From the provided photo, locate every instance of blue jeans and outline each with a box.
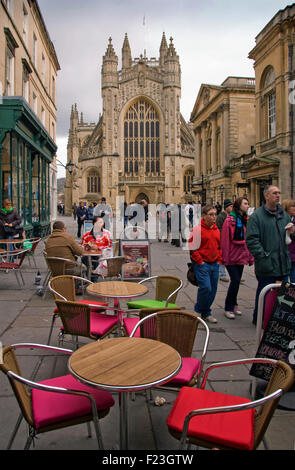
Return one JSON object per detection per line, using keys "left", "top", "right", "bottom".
{"left": 290, "top": 262, "right": 295, "bottom": 283}
{"left": 193, "top": 262, "right": 219, "bottom": 318}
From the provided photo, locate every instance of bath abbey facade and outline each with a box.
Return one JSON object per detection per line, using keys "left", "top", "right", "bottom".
{"left": 64, "top": 33, "right": 195, "bottom": 214}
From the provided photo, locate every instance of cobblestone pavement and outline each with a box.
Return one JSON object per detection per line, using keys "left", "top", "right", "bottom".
{"left": 0, "top": 215, "right": 295, "bottom": 451}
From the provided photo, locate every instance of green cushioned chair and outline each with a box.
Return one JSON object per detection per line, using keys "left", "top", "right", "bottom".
{"left": 127, "top": 275, "right": 183, "bottom": 310}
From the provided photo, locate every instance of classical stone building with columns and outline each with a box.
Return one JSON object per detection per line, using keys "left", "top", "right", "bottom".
{"left": 247, "top": 3, "right": 295, "bottom": 205}
{"left": 65, "top": 33, "right": 195, "bottom": 214}
{"left": 190, "top": 77, "right": 256, "bottom": 206}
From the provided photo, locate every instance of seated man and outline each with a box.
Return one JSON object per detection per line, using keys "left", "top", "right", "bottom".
{"left": 45, "top": 220, "right": 86, "bottom": 279}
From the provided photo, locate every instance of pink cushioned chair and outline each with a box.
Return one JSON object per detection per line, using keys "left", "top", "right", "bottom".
{"left": 0, "top": 249, "right": 28, "bottom": 289}
{"left": 48, "top": 275, "right": 116, "bottom": 345}
{"left": 167, "top": 358, "right": 294, "bottom": 450}
{"left": 0, "top": 343, "right": 115, "bottom": 450}
{"left": 55, "top": 300, "right": 119, "bottom": 350}
{"left": 130, "top": 310, "right": 210, "bottom": 389}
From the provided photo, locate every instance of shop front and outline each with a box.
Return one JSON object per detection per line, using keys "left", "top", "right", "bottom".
{"left": 0, "top": 98, "right": 57, "bottom": 237}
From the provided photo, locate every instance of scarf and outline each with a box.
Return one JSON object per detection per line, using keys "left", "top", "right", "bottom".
{"left": 230, "top": 210, "right": 247, "bottom": 241}
{"left": 1, "top": 207, "right": 14, "bottom": 214}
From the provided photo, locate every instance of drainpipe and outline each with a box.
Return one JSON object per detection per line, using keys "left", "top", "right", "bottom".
{"left": 289, "top": 44, "right": 294, "bottom": 198}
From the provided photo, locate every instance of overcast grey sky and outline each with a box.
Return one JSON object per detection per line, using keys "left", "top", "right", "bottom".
{"left": 37, "top": 0, "right": 288, "bottom": 176}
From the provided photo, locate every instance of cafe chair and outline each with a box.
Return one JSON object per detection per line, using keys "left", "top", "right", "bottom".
{"left": 130, "top": 310, "right": 210, "bottom": 389}
{"left": 23, "top": 237, "right": 41, "bottom": 268}
{"left": 122, "top": 306, "right": 181, "bottom": 338}
{"left": 55, "top": 299, "right": 119, "bottom": 350}
{"left": 126, "top": 275, "right": 183, "bottom": 310}
{"left": 0, "top": 249, "right": 28, "bottom": 289}
{"left": 45, "top": 254, "right": 82, "bottom": 277}
{"left": 0, "top": 343, "right": 115, "bottom": 450}
{"left": 97, "top": 256, "right": 126, "bottom": 280}
{"left": 48, "top": 275, "right": 110, "bottom": 345}
{"left": 166, "top": 358, "right": 294, "bottom": 450}
{"left": 252, "top": 283, "right": 280, "bottom": 399}
{"left": 42, "top": 252, "right": 84, "bottom": 298}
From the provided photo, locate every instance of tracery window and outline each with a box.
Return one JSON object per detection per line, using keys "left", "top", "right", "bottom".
{"left": 87, "top": 171, "right": 100, "bottom": 194}
{"left": 183, "top": 168, "right": 194, "bottom": 193}
{"left": 124, "top": 98, "right": 160, "bottom": 175}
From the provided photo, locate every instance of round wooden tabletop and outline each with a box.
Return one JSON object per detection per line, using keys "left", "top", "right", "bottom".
{"left": 69, "top": 337, "right": 181, "bottom": 391}
{"left": 0, "top": 239, "right": 24, "bottom": 244}
{"left": 87, "top": 280, "right": 148, "bottom": 298}
{"left": 81, "top": 249, "right": 102, "bottom": 256}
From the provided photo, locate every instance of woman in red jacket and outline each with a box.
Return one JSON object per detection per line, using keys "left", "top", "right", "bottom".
{"left": 188, "top": 205, "right": 222, "bottom": 323}
{"left": 221, "top": 197, "right": 254, "bottom": 319}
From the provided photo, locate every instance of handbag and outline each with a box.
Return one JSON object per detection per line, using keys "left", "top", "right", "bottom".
{"left": 187, "top": 262, "right": 198, "bottom": 286}
{"left": 3, "top": 225, "right": 15, "bottom": 234}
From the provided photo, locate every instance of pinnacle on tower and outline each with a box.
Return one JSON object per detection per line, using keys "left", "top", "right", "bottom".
{"left": 168, "top": 36, "right": 177, "bottom": 56}
{"left": 160, "top": 32, "right": 168, "bottom": 67}
{"left": 104, "top": 37, "right": 117, "bottom": 59}
{"left": 122, "top": 33, "right": 132, "bottom": 69}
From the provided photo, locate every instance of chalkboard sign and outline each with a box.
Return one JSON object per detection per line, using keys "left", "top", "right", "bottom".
{"left": 250, "top": 282, "right": 295, "bottom": 381}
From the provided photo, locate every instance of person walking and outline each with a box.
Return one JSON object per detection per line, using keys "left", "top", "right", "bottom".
{"left": 93, "top": 197, "right": 113, "bottom": 231}
{"left": 246, "top": 185, "right": 294, "bottom": 325}
{"left": 188, "top": 204, "right": 222, "bottom": 323}
{"left": 76, "top": 201, "right": 87, "bottom": 238}
{"left": 221, "top": 197, "right": 254, "bottom": 319}
{"left": 72, "top": 203, "right": 78, "bottom": 221}
{"left": 282, "top": 199, "right": 295, "bottom": 283}
{"left": 216, "top": 199, "right": 233, "bottom": 282}
{"left": 87, "top": 203, "right": 94, "bottom": 221}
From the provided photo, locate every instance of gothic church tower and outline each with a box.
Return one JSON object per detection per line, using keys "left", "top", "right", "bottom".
{"left": 65, "top": 33, "right": 194, "bottom": 214}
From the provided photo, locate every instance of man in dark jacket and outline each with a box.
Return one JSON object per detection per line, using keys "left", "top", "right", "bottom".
{"left": 76, "top": 201, "right": 87, "bottom": 238}
{"left": 246, "top": 185, "right": 294, "bottom": 324}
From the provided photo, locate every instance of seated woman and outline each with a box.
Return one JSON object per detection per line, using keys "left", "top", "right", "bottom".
{"left": 81, "top": 217, "right": 112, "bottom": 275}
{"left": 0, "top": 198, "right": 23, "bottom": 239}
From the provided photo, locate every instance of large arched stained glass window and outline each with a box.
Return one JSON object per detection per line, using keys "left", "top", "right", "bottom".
{"left": 124, "top": 98, "right": 160, "bottom": 175}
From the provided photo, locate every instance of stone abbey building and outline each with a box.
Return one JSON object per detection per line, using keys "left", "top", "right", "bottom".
{"left": 65, "top": 33, "right": 195, "bottom": 214}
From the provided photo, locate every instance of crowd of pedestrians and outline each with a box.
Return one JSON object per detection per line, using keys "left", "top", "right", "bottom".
{"left": 189, "top": 185, "right": 295, "bottom": 325}
{"left": 66, "top": 185, "right": 295, "bottom": 326}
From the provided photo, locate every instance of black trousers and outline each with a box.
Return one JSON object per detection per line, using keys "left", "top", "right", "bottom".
{"left": 225, "top": 265, "right": 244, "bottom": 311}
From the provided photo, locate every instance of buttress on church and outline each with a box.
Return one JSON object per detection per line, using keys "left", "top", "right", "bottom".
{"left": 64, "top": 33, "right": 195, "bottom": 214}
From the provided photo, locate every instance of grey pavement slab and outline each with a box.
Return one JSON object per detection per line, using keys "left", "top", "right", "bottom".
{"left": 0, "top": 215, "right": 294, "bottom": 452}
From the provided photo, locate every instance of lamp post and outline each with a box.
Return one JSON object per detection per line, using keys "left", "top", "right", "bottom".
{"left": 220, "top": 184, "right": 224, "bottom": 205}
{"left": 57, "top": 159, "right": 75, "bottom": 175}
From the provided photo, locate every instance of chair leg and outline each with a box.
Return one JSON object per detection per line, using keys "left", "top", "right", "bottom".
{"left": 87, "top": 422, "right": 92, "bottom": 438}
{"left": 47, "top": 314, "right": 58, "bottom": 345}
{"left": 24, "top": 427, "right": 35, "bottom": 450}
{"left": 6, "top": 413, "right": 23, "bottom": 450}
{"left": 14, "top": 271, "right": 22, "bottom": 289}
{"left": 92, "top": 417, "right": 104, "bottom": 450}
{"left": 19, "top": 270, "right": 25, "bottom": 285}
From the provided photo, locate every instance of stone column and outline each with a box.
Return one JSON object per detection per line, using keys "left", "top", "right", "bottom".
{"left": 222, "top": 102, "right": 230, "bottom": 167}
{"left": 210, "top": 112, "right": 217, "bottom": 172}
{"left": 201, "top": 121, "right": 207, "bottom": 175}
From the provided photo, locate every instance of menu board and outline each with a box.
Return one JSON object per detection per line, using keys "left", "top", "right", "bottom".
{"left": 121, "top": 240, "right": 150, "bottom": 280}
{"left": 250, "top": 282, "right": 295, "bottom": 381}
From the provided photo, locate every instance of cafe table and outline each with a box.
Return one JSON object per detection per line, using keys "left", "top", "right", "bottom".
{"left": 87, "top": 280, "right": 148, "bottom": 325}
{"left": 68, "top": 337, "right": 182, "bottom": 449}
{"left": 81, "top": 248, "right": 102, "bottom": 280}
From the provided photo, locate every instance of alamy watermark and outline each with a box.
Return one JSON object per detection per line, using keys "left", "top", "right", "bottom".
{"left": 98, "top": 196, "right": 203, "bottom": 249}
{"left": 289, "top": 80, "right": 295, "bottom": 104}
